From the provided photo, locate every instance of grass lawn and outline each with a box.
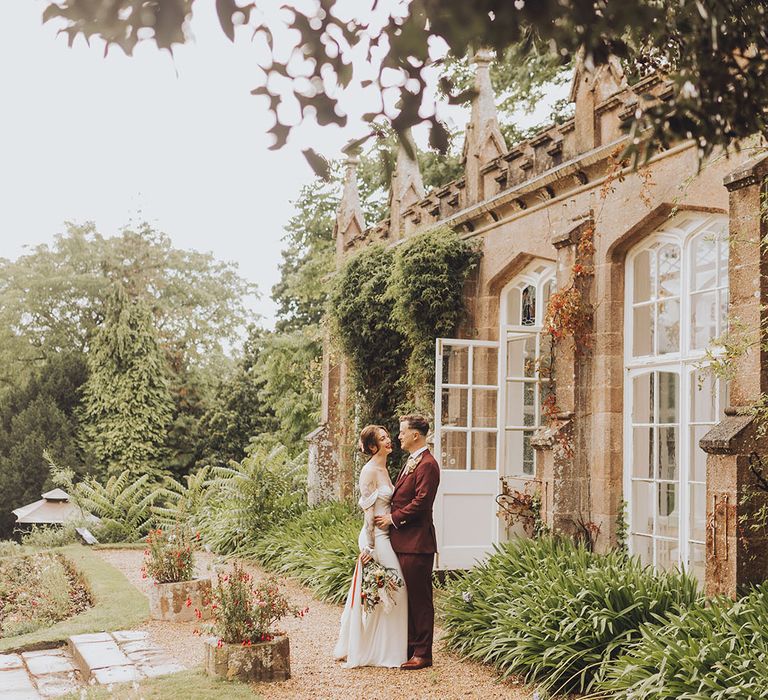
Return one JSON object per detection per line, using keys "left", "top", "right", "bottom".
{"left": 64, "top": 670, "right": 262, "bottom": 699}
{"left": 0, "top": 544, "right": 148, "bottom": 653}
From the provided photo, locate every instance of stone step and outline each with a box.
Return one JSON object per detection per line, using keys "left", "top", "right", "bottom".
{"left": 68, "top": 631, "right": 184, "bottom": 685}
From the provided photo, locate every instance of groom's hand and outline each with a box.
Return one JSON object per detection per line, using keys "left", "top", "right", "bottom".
{"left": 374, "top": 514, "right": 393, "bottom": 529}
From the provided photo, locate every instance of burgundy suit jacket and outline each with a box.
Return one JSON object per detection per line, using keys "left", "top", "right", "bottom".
{"left": 389, "top": 449, "right": 440, "bottom": 554}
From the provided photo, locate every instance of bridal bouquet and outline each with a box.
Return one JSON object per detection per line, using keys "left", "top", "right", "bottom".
{"left": 360, "top": 561, "right": 403, "bottom": 614}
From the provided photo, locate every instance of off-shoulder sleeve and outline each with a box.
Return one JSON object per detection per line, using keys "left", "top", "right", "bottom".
{"left": 358, "top": 472, "right": 378, "bottom": 552}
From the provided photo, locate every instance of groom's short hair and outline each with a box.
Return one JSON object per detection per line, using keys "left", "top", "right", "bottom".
{"left": 400, "top": 414, "right": 429, "bottom": 436}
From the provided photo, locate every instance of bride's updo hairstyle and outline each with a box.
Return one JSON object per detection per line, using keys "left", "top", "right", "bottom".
{"left": 359, "top": 424, "right": 388, "bottom": 456}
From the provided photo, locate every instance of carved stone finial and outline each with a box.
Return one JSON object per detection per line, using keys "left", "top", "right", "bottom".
{"left": 389, "top": 129, "right": 425, "bottom": 239}
{"left": 334, "top": 155, "right": 365, "bottom": 260}
{"left": 462, "top": 48, "right": 507, "bottom": 205}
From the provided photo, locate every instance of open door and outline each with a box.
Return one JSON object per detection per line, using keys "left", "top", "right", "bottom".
{"left": 433, "top": 338, "right": 499, "bottom": 570}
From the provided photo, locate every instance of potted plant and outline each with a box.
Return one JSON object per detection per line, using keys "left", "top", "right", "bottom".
{"left": 203, "top": 562, "right": 307, "bottom": 682}
{"left": 142, "top": 527, "right": 211, "bottom": 622}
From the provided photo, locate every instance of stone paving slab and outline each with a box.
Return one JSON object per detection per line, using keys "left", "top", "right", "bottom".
{"left": 71, "top": 640, "right": 132, "bottom": 674}
{"left": 34, "top": 672, "right": 81, "bottom": 698}
{"left": 112, "top": 631, "right": 148, "bottom": 643}
{"left": 0, "top": 653, "right": 25, "bottom": 670}
{"left": 22, "top": 652, "right": 77, "bottom": 676}
{"left": 0, "top": 667, "right": 40, "bottom": 694}
{"left": 69, "top": 632, "right": 111, "bottom": 645}
{"left": 91, "top": 665, "right": 143, "bottom": 685}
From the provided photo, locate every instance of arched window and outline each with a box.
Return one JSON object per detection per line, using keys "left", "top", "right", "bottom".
{"left": 625, "top": 213, "right": 728, "bottom": 582}
{"left": 500, "top": 262, "right": 556, "bottom": 478}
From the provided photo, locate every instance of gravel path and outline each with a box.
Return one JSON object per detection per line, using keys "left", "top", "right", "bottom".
{"left": 94, "top": 548, "right": 533, "bottom": 700}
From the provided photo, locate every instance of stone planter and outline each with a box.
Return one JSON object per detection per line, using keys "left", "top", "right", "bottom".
{"left": 148, "top": 578, "right": 212, "bottom": 622}
{"left": 204, "top": 635, "right": 290, "bottom": 682}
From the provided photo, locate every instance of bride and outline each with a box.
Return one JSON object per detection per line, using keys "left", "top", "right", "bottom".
{"left": 333, "top": 425, "right": 408, "bottom": 667}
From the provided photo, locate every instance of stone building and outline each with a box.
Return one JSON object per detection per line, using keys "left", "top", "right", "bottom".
{"left": 310, "top": 52, "right": 768, "bottom": 597}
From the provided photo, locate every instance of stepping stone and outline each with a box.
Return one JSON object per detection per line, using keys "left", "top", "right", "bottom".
{"left": 112, "top": 631, "right": 148, "bottom": 643}
{"left": 0, "top": 654, "right": 24, "bottom": 671}
{"left": 0, "top": 667, "right": 40, "bottom": 698}
{"left": 34, "top": 672, "right": 81, "bottom": 698}
{"left": 138, "top": 660, "right": 185, "bottom": 678}
{"left": 91, "top": 665, "right": 143, "bottom": 685}
{"left": 69, "top": 632, "right": 111, "bottom": 645}
{"left": 22, "top": 652, "right": 77, "bottom": 676}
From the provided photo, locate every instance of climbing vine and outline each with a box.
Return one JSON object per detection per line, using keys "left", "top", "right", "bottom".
{"left": 331, "top": 227, "right": 481, "bottom": 438}
{"left": 388, "top": 226, "right": 482, "bottom": 408}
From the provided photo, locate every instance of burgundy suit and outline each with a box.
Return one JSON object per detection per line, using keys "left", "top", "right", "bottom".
{"left": 389, "top": 449, "right": 440, "bottom": 659}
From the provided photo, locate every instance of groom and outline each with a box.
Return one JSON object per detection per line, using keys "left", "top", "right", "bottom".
{"left": 374, "top": 414, "right": 440, "bottom": 670}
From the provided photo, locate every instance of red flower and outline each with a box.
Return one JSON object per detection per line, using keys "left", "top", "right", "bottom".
{"left": 185, "top": 597, "right": 192, "bottom": 608}
{"left": 217, "top": 639, "right": 223, "bottom": 648}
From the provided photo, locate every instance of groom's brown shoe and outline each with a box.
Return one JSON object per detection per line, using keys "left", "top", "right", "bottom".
{"left": 400, "top": 656, "right": 432, "bottom": 670}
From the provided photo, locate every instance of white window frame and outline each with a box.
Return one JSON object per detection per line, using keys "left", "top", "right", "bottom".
{"left": 623, "top": 213, "right": 728, "bottom": 577}
{"left": 434, "top": 338, "right": 500, "bottom": 471}
{"left": 498, "top": 262, "right": 556, "bottom": 480}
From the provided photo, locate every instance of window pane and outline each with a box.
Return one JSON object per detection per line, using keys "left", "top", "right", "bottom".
{"left": 506, "top": 335, "right": 536, "bottom": 378}
{"left": 472, "top": 388, "right": 498, "bottom": 428}
{"left": 521, "top": 285, "right": 536, "bottom": 326}
{"left": 657, "top": 483, "right": 678, "bottom": 528}
{"left": 658, "top": 427, "right": 678, "bottom": 480}
{"left": 505, "top": 381, "right": 525, "bottom": 427}
{"left": 523, "top": 430, "right": 535, "bottom": 475}
{"left": 690, "top": 482, "right": 706, "bottom": 542}
{"left": 442, "top": 345, "right": 468, "bottom": 385}
{"left": 473, "top": 346, "right": 498, "bottom": 385}
{"left": 689, "top": 542, "right": 705, "bottom": 585}
{"left": 441, "top": 431, "right": 467, "bottom": 470}
{"left": 691, "top": 426, "right": 710, "bottom": 481}
{"left": 691, "top": 233, "right": 717, "bottom": 291}
{"left": 656, "top": 538, "right": 679, "bottom": 571}
{"left": 658, "top": 299, "right": 680, "bottom": 354}
{"left": 658, "top": 372, "right": 678, "bottom": 424}
{"left": 633, "top": 305, "right": 654, "bottom": 356}
{"left": 507, "top": 286, "right": 521, "bottom": 325}
{"left": 539, "top": 381, "right": 555, "bottom": 417}
{"left": 632, "top": 426, "right": 653, "bottom": 479}
{"left": 658, "top": 244, "right": 681, "bottom": 297}
{"left": 691, "top": 291, "right": 717, "bottom": 350}
{"left": 504, "top": 430, "right": 524, "bottom": 474}
{"left": 441, "top": 387, "right": 468, "bottom": 427}
{"left": 523, "top": 383, "right": 536, "bottom": 426}
{"left": 717, "top": 237, "right": 729, "bottom": 286}
{"left": 471, "top": 431, "right": 497, "bottom": 471}
{"left": 632, "top": 534, "right": 653, "bottom": 565}
{"left": 631, "top": 481, "right": 654, "bottom": 535}
{"left": 633, "top": 373, "right": 654, "bottom": 424}
{"left": 691, "top": 371, "right": 717, "bottom": 423}
{"left": 633, "top": 249, "right": 653, "bottom": 303}
{"left": 542, "top": 280, "right": 553, "bottom": 321}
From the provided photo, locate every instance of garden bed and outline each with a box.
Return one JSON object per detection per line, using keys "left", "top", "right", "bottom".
{"left": 0, "top": 545, "right": 148, "bottom": 653}
{"left": 0, "top": 551, "right": 91, "bottom": 638}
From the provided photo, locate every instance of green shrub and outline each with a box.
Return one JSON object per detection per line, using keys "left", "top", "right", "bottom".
{"left": 20, "top": 523, "right": 80, "bottom": 548}
{"left": 599, "top": 582, "right": 768, "bottom": 699}
{"left": 442, "top": 536, "right": 700, "bottom": 694}
{"left": 0, "top": 541, "right": 22, "bottom": 558}
{"left": 253, "top": 501, "right": 359, "bottom": 604}
{"left": 197, "top": 444, "right": 307, "bottom": 555}
{"left": 0, "top": 552, "right": 91, "bottom": 637}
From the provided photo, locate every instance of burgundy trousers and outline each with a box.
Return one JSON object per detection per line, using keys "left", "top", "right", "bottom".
{"left": 397, "top": 552, "right": 435, "bottom": 659}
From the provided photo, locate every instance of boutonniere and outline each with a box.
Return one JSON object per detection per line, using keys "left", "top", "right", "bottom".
{"left": 404, "top": 453, "right": 424, "bottom": 477}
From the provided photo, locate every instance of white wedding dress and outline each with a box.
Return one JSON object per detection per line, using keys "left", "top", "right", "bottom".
{"left": 333, "top": 476, "right": 408, "bottom": 668}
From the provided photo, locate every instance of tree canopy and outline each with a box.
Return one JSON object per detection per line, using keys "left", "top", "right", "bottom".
{"left": 0, "top": 222, "right": 254, "bottom": 386}
{"left": 43, "top": 0, "right": 768, "bottom": 164}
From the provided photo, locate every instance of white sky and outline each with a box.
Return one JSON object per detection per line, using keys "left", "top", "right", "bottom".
{"left": 0, "top": 1, "right": 566, "bottom": 329}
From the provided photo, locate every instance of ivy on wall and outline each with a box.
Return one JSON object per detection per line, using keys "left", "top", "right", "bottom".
{"left": 330, "top": 227, "right": 481, "bottom": 440}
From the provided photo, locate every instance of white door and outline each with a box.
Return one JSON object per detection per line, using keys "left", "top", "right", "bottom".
{"left": 433, "top": 338, "right": 499, "bottom": 570}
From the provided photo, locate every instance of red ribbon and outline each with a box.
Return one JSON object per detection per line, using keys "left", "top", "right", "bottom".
{"left": 351, "top": 556, "right": 361, "bottom": 608}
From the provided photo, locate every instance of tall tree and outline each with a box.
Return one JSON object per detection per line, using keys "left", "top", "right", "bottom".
{"left": 0, "top": 221, "right": 254, "bottom": 385}
{"left": 78, "top": 285, "right": 174, "bottom": 479}
{"left": 0, "top": 352, "right": 88, "bottom": 538}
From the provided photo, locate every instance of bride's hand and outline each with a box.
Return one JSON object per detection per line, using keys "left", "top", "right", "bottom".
{"left": 360, "top": 550, "right": 373, "bottom": 565}
{"left": 374, "top": 514, "right": 392, "bottom": 529}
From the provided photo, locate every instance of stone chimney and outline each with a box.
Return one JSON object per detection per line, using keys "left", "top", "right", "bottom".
{"left": 570, "top": 51, "right": 627, "bottom": 154}
{"left": 462, "top": 48, "right": 507, "bottom": 205}
{"left": 333, "top": 155, "right": 365, "bottom": 261}
{"left": 389, "top": 129, "right": 425, "bottom": 239}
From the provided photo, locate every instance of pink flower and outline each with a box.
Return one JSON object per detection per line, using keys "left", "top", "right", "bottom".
{"left": 185, "top": 597, "right": 192, "bottom": 608}
{"left": 217, "top": 639, "right": 223, "bottom": 649}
